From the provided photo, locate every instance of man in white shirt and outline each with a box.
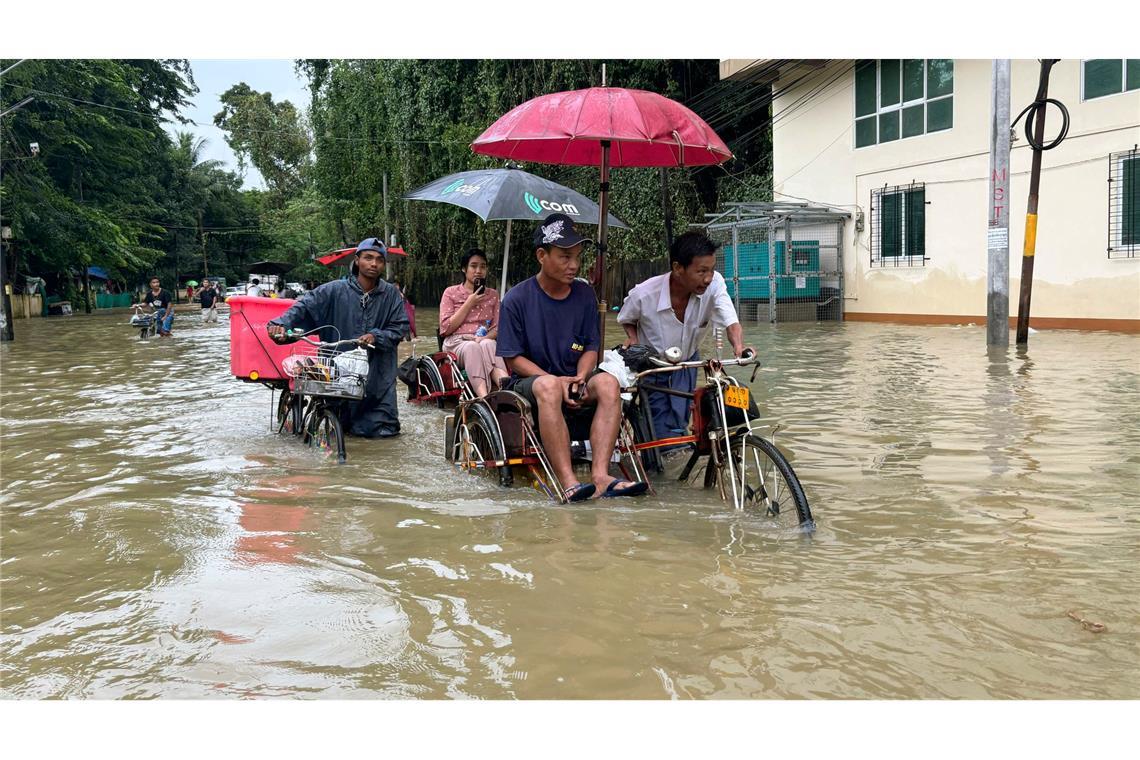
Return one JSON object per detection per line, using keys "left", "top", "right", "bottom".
{"left": 246, "top": 278, "right": 264, "bottom": 297}
{"left": 617, "top": 231, "right": 750, "bottom": 440}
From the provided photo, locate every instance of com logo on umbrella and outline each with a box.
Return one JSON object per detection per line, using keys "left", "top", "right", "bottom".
{"left": 524, "top": 192, "right": 579, "bottom": 216}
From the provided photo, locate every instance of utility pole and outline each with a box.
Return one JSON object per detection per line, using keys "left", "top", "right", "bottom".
{"left": 987, "top": 60, "right": 1011, "bottom": 348}
{"left": 199, "top": 210, "right": 208, "bottom": 277}
{"left": 383, "top": 173, "right": 390, "bottom": 247}
{"left": 1016, "top": 59, "right": 1059, "bottom": 345}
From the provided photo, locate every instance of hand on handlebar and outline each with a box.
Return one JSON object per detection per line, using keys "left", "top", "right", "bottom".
{"left": 357, "top": 333, "right": 376, "bottom": 346}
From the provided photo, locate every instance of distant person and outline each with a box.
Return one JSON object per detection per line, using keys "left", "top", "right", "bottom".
{"left": 618, "top": 231, "right": 751, "bottom": 440}
{"left": 139, "top": 276, "right": 174, "bottom": 337}
{"left": 267, "top": 238, "right": 409, "bottom": 438}
{"left": 186, "top": 283, "right": 195, "bottom": 302}
{"left": 247, "top": 278, "right": 264, "bottom": 297}
{"left": 438, "top": 248, "right": 508, "bottom": 397}
{"left": 198, "top": 280, "right": 220, "bottom": 323}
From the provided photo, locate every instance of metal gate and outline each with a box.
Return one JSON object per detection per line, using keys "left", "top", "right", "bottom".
{"left": 704, "top": 202, "right": 849, "bottom": 323}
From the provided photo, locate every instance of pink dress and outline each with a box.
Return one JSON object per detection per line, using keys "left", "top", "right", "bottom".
{"left": 438, "top": 284, "right": 506, "bottom": 390}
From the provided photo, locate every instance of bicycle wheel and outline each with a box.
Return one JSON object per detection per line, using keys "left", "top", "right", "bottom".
{"left": 720, "top": 434, "right": 812, "bottom": 528}
{"left": 306, "top": 406, "right": 346, "bottom": 463}
{"left": 457, "top": 402, "right": 511, "bottom": 487}
{"left": 276, "top": 391, "right": 303, "bottom": 435}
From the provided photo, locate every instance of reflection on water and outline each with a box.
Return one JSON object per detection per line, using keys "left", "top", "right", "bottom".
{"left": 1, "top": 309, "right": 1138, "bottom": 698}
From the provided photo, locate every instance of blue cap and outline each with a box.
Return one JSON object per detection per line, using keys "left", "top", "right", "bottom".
{"left": 355, "top": 237, "right": 387, "bottom": 258}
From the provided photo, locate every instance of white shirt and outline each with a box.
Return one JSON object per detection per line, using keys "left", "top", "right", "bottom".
{"left": 247, "top": 284, "right": 263, "bottom": 297}
{"left": 617, "top": 271, "right": 739, "bottom": 359}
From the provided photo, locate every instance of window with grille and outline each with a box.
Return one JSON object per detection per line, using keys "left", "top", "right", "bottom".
{"left": 871, "top": 183, "right": 927, "bottom": 266}
{"left": 1083, "top": 60, "right": 1140, "bottom": 101}
{"left": 1109, "top": 148, "right": 1139, "bottom": 258}
{"left": 855, "top": 60, "right": 953, "bottom": 149}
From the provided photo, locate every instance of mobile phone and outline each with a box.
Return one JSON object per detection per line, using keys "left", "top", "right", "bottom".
{"left": 568, "top": 382, "right": 581, "bottom": 401}
{"left": 473, "top": 277, "right": 486, "bottom": 294}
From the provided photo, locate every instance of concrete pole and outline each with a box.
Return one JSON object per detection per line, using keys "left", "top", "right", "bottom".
{"left": 987, "top": 60, "right": 1011, "bottom": 347}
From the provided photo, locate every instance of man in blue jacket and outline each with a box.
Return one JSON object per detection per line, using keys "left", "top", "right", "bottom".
{"left": 267, "top": 238, "right": 410, "bottom": 438}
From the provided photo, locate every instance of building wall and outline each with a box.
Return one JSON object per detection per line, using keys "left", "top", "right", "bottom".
{"left": 760, "top": 59, "right": 1140, "bottom": 328}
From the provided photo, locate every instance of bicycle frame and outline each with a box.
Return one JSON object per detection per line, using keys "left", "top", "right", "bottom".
{"left": 624, "top": 354, "right": 761, "bottom": 510}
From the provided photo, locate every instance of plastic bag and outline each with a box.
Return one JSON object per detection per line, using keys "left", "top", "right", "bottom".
{"left": 333, "top": 348, "right": 370, "bottom": 380}
{"left": 598, "top": 349, "right": 636, "bottom": 401}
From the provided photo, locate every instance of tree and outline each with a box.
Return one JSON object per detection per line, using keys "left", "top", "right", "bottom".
{"left": 0, "top": 59, "right": 197, "bottom": 287}
{"left": 213, "top": 84, "right": 311, "bottom": 204}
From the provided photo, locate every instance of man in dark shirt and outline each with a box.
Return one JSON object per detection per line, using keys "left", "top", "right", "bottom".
{"left": 497, "top": 213, "right": 648, "bottom": 502}
{"left": 198, "top": 281, "right": 220, "bottom": 323}
{"left": 139, "top": 277, "right": 174, "bottom": 336}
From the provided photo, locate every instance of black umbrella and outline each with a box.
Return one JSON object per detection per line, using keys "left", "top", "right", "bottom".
{"left": 404, "top": 167, "right": 628, "bottom": 293}
{"left": 246, "top": 261, "right": 294, "bottom": 277}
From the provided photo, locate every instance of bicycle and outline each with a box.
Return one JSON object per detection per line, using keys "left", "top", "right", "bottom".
{"left": 272, "top": 329, "right": 374, "bottom": 463}
{"left": 622, "top": 345, "right": 813, "bottom": 529}
{"left": 129, "top": 304, "right": 158, "bottom": 340}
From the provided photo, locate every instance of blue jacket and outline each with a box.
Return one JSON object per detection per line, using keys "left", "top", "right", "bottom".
{"left": 270, "top": 276, "right": 410, "bottom": 437}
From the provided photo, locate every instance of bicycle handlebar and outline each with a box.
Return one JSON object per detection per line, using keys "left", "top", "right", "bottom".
{"left": 639, "top": 348, "right": 756, "bottom": 374}
{"left": 271, "top": 328, "right": 374, "bottom": 351}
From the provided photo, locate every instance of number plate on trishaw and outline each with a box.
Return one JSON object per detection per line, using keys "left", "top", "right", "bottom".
{"left": 724, "top": 385, "right": 750, "bottom": 409}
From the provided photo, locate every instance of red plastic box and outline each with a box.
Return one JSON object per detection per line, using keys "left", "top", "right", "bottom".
{"left": 228, "top": 295, "right": 314, "bottom": 381}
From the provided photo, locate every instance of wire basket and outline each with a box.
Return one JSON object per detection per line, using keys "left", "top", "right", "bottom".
{"left": 282, "top": 345, "right": 370, "bottom": 400}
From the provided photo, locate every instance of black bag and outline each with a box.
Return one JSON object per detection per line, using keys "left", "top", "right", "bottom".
{"left": 397, "top": 356, "right": 420, "bottom": 388}
{"left": 616, "top": 343, "right": 661, "bottom": 373}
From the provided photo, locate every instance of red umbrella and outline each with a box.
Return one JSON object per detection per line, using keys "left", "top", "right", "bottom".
{"left": 317, "top": 245, "right": 407, "bottom": 267}
{"left": 471, "top": 86, "right": 732, "bottom": 349}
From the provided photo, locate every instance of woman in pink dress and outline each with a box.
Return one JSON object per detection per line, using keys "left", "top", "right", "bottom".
{"left": 438, "top": 248, "right": 509, "bottom": 397}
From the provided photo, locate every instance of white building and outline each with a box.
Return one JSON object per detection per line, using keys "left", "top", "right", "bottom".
{"left": 720, "top": 59, "right": 1139, "bottom": 331}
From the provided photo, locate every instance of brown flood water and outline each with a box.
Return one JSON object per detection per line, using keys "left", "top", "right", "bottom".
{"left": 1, "top": 306, "right": 1138, "bottom": 699}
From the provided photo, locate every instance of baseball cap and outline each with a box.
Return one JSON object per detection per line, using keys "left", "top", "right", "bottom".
{"left": 355, "top": 237, "right": 387, "bottom": 257}
{"left": 533, "top": 213, "right": 593, "bottom": 250}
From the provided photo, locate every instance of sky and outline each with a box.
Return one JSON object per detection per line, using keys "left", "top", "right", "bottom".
{"left": 170, "top": 59, "right": 311, "bottom": 190}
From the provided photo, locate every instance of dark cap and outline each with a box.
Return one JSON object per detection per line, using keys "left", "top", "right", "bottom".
{"left": 533, "top": 213, "right": 593, "bottom": 250}
{"left": 355, "top": 237, "right": 387, "bottom": 258}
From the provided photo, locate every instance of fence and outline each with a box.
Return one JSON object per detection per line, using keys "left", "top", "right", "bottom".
{"left": 704, "top": 202, "right": 849, "bottom": 323}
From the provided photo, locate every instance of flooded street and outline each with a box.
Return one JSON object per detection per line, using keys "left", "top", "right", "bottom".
{"left": 2, "top": 306, "right": 1137, "bottom": 699}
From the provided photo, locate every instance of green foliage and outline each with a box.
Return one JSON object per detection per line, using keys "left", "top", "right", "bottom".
{"left": 300, "top": 59, "right": 772, "bottom": 300}
{"left": 3, "top": 59, "right": 772, "bottom": 301}
{"left": 1, "top": 59, "right": 196, "bottom": 284}
{"left": 213, "top": 83, "right": 311, "bottom": 205}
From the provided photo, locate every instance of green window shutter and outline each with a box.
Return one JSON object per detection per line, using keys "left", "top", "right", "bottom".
{"left": 856, "top": 60, "right": 877, "bottom": 117}
{"left": 1124, "top": 157, "right": 1139, "bottom": 246}
{"left": 879, "top": 110, "right": 900, "bottom": 143}
{"left": 903, "top": 60, "right": 924, "bottom": 101}
{"left": 880, "top": 60, "right": 901, "bottom": 108}
{"left": 906, "top": 188, "right": 926, "bottom": 258}
{"left": 927, "top": 97, "right": 953, "bottom": 132}
{"left": 902, "top": 104, "right": 924, "bottom": 138}
{"left": 881, "top": 192, "right": 902, "bottom": 257}
{"left": 927, "top": 59, "right": 954, "bottom": 98}
{"left": 1085, "top": 59, "right": 1123, "bottom": 99}
{"left": 856, "top": 116, "right": 877, "bottom": 148}
{"left": 1126, "top": 59, "right": 1140, "bottom": 91}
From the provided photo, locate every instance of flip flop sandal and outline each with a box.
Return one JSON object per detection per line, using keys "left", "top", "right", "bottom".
{"left": 601, "top": 479, "right": 649, "bottom": 498}
{"left": 563, "top": 483, "right": 597, "bottom": 502}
